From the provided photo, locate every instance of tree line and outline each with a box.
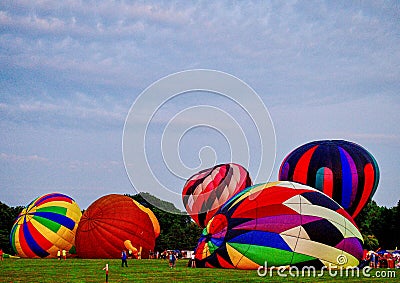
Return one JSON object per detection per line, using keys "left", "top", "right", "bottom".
{"left": 0, "top": 195, "right": 398, "bottom": 255}
{"left": 0, "top": 202, "right": 24, "bottom": 254}
{"left": 355, "top": 200, "right": 400, "bottom": 251}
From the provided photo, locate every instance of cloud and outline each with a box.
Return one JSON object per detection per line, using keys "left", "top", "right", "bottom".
{"left": 1, "top": 1, "right": 398, "bottom": 99}
{"left": 0, "top": 150, "right": 122, "bottom": 172}
{"left": 0, "top": 92, "right": 127, "bottom": 130}
{"left": 0, "top": 152, "right": 49, "bottom": 163}
{"left": 66, "top": 159, "right": 121, "bottom": 171}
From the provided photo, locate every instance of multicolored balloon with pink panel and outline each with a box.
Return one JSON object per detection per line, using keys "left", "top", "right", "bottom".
{"left": 194, "top": 181, "right": 363, "bottom": 269}
{"left": 279, "top": 140, "right": 379, "bottom": 218}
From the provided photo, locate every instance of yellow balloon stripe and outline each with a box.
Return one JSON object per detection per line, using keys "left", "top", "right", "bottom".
{"left": 65, "top": 206, "right": 82, "bottom": 222}
{"left": 37, "top": 200, "right": 72, "bottom": 209}
{"left": 226, "top": 243, "right": 259, "bottom": 269}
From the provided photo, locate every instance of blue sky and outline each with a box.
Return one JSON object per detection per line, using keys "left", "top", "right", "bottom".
{"left": 1, "top": 1, "right": 399, "bottom": 210}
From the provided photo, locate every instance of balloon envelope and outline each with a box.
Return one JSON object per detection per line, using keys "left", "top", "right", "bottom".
{"left": 279, "top": 140, "right": 379, "bottom": 217}
{"left": 195, "top": 181, "right": 363, "bottom": 269}
{"left": 182, "top": 163, "right": 252, "bottom": 228}
{"left": 132, "top": 199, "right": 160, "bottom": 238}
{"left": 75, "top": 194, "right": 157, "bottom": 258}
{"left": 10, "top": 193, "right": 81, "bottom": 258}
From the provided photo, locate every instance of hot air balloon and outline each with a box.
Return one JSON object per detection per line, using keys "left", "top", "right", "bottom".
{"left": 195, "top": 181, "right": 363, "bottom": 269}
{"left": 279, "top": 140, "right": 379, "bottom": 217}
{"left": 75, "top": 194, "right": 158, "bottom": 259}
{"left": 182, "top": 163, "right": 252, "bottom": 228}
{"left": 9, "top": 193, "right": 82, "bottom": 258}
{"left": 132, "top": 199, "right": 160, "bottom": 238}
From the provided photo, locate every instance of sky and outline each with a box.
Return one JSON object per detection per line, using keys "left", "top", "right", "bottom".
{"left": 1, "top": 0, "right": 399, "bottom": 211}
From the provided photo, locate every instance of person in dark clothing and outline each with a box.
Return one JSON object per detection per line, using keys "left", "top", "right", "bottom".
{"left": 169, "top": 251, "right": 176, "bottom": 268}
{"left": 121, "top": 250, "right": 128, "bottom": 267}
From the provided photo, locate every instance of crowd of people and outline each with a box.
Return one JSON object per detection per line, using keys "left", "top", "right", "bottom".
{"left": 118, "top": 249, "right": 197, "bottom": 269}
{"left": 360, "top": 249, "right": 400, "bottom": 269}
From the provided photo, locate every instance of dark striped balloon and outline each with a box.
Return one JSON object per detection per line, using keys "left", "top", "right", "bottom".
{"left": 279, "top": 140, "right": 379, "bottom": 217}
{"left": 182, "top": 163, "right": 252, "bottom": 228}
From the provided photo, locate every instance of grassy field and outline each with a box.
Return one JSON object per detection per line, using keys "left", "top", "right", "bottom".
{"left": 0, "top": 258, "right": 398, "bottom": 282}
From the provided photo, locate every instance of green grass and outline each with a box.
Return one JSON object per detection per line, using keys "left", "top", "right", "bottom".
{"left": 0, "top": 258, "right": 398, "bottom": 282}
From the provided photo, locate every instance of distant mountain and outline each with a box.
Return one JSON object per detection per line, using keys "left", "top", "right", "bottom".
{"left": 126, "top": 192, "right": 184, "bottom": 214}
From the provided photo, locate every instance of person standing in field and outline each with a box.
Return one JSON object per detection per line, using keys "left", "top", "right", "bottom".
{"left": 57, "top": 250, "right": 61, "bottom": 260}
{"left": 102, "top": 263, "right": 109, "bottom": 283}
{"left": 62, "top": 249, "right": 67, "bottom": 260}
{"left": 190, "top": 252, "right": 196, "bottom": 268}
{"left": 121, "top": 250, "right": 128, "bottom": 267}
{"left": 168, "top": 251, "right": 176, "bottom": 268}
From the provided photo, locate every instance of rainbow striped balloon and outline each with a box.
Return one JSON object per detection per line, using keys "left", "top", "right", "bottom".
{"left": 10, "top": 193, "right": 82, "bottom": 258}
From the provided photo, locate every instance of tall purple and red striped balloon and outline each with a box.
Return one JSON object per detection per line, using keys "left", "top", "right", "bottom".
{"left": 279, "top": 140, "right": 379, "bottom": 217}
{"left": 182, "top": 163, "right": 252, "bottom": 228}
